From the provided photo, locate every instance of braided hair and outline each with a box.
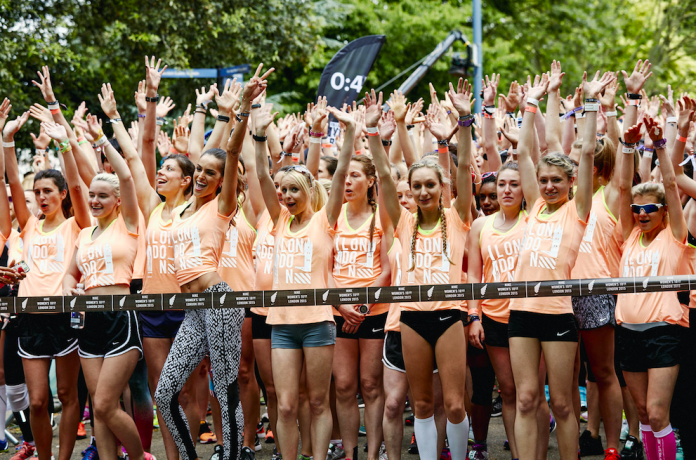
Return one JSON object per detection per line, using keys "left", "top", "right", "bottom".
{"left": 406, "top": 162, "right": 454, "bottom": 271}
{"left": 350, "top": 155, "right": 378, "bottom": 247}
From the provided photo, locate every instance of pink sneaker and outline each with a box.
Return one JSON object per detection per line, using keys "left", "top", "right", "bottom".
{"left": 10, "top": 443, "right": 36, "bottom": 460}
{"left": 144, "top": 453, "right": 157, "bottom": 460}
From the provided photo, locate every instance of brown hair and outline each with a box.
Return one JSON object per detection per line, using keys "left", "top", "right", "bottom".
{"left": 593, "top": 136, "right": 616, "bottom": 182}
{"left": 406, "top": 162, "right": 453, "bottom": 271}
{"left": 351, "top": 155, "right": 378, "bottom": 247}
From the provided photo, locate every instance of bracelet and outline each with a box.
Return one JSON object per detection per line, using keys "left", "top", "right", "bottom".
{"left": 506, "top": 111, "right": 516, "bottom": 118}
{"left": 138, "top": 114, "right": 146, "bottom": 119}
{"left": 628, "top": 99, "right": 641, "bottom": 106}
{"left": 643, "top": 147, "right": 655, "bottom": 152}
{"left": 309, "top": 137, "right": 322, "bottom": 144}
{"left": 50, "top": 108, "right": 60, "bottom": 115}
{"left": 382, "top": 139, "right": 392, "bottom": 147}
{"left": 627, "top": 93, "right": 642, "bottom": 100}
{"left": 355, "top": 149, "right": 364, "bottom": 156}
{"left": 47, "top": 100, "right": 59, "bottom": 107}
{"left": 366, "top": 127, "right": 379, "bottom": 135}
{"left": 2, "top": 141, "right": 14, "bottom": 148}
{"left": 585, "top": 98, "right": 599, "bottom": 103}
{"left": 619, "top": 138, "right": 638, "bottom": 147}
{"left": 406, "top": 124, "right": 415, "bottom": 130}
{"left": 108, "top": 118, "right": 122, "bottom": 124}
{"left": 526, "top": 105, "right": 538, "bottom": 114}
{"left": 321, "top": 143, "right": 333, "bottom": 149}
{"left": 251, "top": 104, "right": 262, "bottom": 109}
{"left": 564, "top": 107, "right": 582, "bottom": 119}
{"left": 623, "top": 147, "right": 636, "bottom": 154}
{"left": 526, "top": 97, "right": 540, "bottom": 107}
{"left": 667, "top": 117, "right": 678, "bottom": 124}
{"left": 198, "top": 102, "right": 209, "bottom": 111}
{"left": 458, "top": 114, "right": 475, "bottom": 127}
{"left": 468, "top": 315, "right": 480, "bottom": 322}
{"left": 217, "top": 115, "right": 231, "bottom": 123}
{"left": 309, "top": 130, "right": 325, "bottom": 138}
{"left": 93, "top": 135, "right": 108, "bottom": 147}
{"left": 438, "top": 139, "right": 449, "bottom": 146}
{"left": 238, "top": 112, "right": 250, "bottom": 118}
{"left": 277, "top": 151, "right": 288, "bottom": 163}
{"left": 367, "top": 131, "right": 380, "bottom": 137}
{"left": 292, "top": 151, "right": 300, "bottom": 163}
{"left": 483, "top": 113, "right": 495, "bottom": 119}
{"left": 145, "top": 95, "right": 159, "bottom": 103}
{"left": 156, "top": 117, "right": 166, "bottom": 126}
{"left": 653, "top": 138, "right": 667, "bottom": 150}
{"left": 678, "top": 135, "right": 688, "bottom": 143}
{"left": 195, "top": 109, "right": 206, "bottom": 115}
{"left": 252, "top": 134, "right": 267, "bottom": 142}
{"left": 605, "top": 111, "right": 617, "bottom": 118}
{"left": 643, "top": 150, "right": 653, "bottom": 158}
{"left": 483, "top": 105, "right": 496, "bottom": 115}
{"left": 78, "top": 139, "right": 89, "bottom": 146}
{"left": 59, "top": 139, "right": 71, "bottom": 154}
{"left": 583, "top": 103, "right": 600, "bottom": 113}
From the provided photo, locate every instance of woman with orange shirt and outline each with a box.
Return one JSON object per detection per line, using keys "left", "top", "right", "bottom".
{"left": 154, "top": 66, "right": 271, "bottom": 460}
{"left": 253, "top": 103, "right": 355, "bottom": 460}
{"left": 616, "top": 113, "right": 687, "bottom": 459}
{"left": 62, "top": 101, "right": 147, "bottom": 460}
{"left": 368, "top": 81, "right": 473, "bottom": 460}
{"left": 508, "top": 71, "right": 612, "bottom": 460}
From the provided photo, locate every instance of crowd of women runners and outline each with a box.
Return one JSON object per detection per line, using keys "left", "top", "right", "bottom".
{"left": 0, "top": 55, "right": 693, "bottom": 460}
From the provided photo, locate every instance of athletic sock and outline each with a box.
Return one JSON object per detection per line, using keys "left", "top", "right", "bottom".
{"left": 12, "top": 411, "right": 33, "bottom": 444}
{"left": 641, "top": 423, "right": 658, "bottom": 460}
{"left": 446, "top": 418, "right": 470, "bottom": 460}
{"left": 0, "top": 385, "right": 6, "bottom": 441}
{"left": 414, "top": 415, "right": 438, "bottom": 460}
{"left": 654, "top": 425, "right": 677, "bottom": 460}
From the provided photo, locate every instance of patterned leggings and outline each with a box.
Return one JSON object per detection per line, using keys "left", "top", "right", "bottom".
{"left": 155, "top": 282, "right": 244, "bottom": 460}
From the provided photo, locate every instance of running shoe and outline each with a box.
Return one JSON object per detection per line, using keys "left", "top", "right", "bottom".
{"left": 579, "top": 385, "right": 587, "bottom": 411}
{"left": 605, "top": 448, "right": 621, "bottom": 460}
{"left": 379, "top": 444, "right": 388, "bottom": 460}
{"left": 241, "top": 447, "right": 255, "bottom": 460}
{"left": 257, "top": 421, "right": 265, "bottom": 438}
{"left": 209, "top": 445, "right": 223, "bottom": 460}
{"left": 83, "top": 407, "right": 91, "bottom": 421}
{"left": 620, "top": 435, "right": 644, "bottom": 460}
{"left": 327, "top": 442, "right": 345, "bottom": 460}
{"left": 357, "top": 394, "right": 365, "bottom": 409}
{"left": 404, "top": 414, "right": 414, "bottom": 426}
{"left": 491, "top": 395, "right": 503, "bottom": 417}
{"left": 503, "top": 439, "right": 510, "bottom": 451}
{"left": 261, "top": 412, "right": 269, "bottom": 423}
{"left": 0, "top": 439, "right": 8, "bottom": 453}
{"left": 272, "top": 447, "right": 282, "bottom": 460}
{"left": 364, "top": 443, "right": 368, "bottom": 453}
{"left": 359, "top": 425, "right": 366, "bottom": 436}
{"left": 10, "top": 442, "right": 35, "bottom": 460}
{"left": 408, "top": 433, "right": 418, "bottom": 455}
{"left": 199, "top": 421, "right": 217, "bottom": 444}
{"left": 153, "top": 408, "right": 159, "bottom": 429}
{"left": 550, "top": 414, "right": 556, "bottom": 433}
{"left": 255, "top": 437, "right": 261, "bottom": 452}
{"left": 579, "top": 430, "right": 604, "bottom": 457}
{"left": 77, "top": 422, "right": 87, "bottom": 440}
{"left": 677, "top": 433, "right": 684, "bottom": 460}
{"left": 81, "top": 444, "right": 99, "bottom": 460}
{"left": 440, "top": 447, "right": 451, "bottom": 460}
{"left": 144, "top": 453, "right": 157, "bottom": 460}
{"left": 468, "top": 444, "right": 488, "bottom": 460}
{"left": 620, "top": 419, "right": 629, "bottom": 442}
{"left": 580, "top": 411, "right": 588, "bottom": 423}
{"left": 298, "top": 455, "right": 311, "bottom": 460}
{"left": 266, "top": 429, "right": 275, "bottom": 444}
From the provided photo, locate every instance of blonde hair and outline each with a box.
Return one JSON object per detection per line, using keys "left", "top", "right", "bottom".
{"left": 283, "top": 169, "right": 328, "bottom": 212}
{"left": 632, "top": 182, "right": 665, "bottom": 204}
{"left": 406, "top": 161, "right": 453, "bottom": 271}
{"left": 593, "top": 137, "right": 616, "bottom": 182}
{"left": 318, "top": 178, "right": 332, "bottom": 195}
{"left": 537, "top": 152, "right": 576, "bottom": 200}
{"left": 92, "top": 173, "right": 120, "bottom": 197}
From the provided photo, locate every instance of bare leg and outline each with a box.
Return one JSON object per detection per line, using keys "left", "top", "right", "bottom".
{"left": 332, "top": 338, "right": 360, "bottom": 458}
{"left": 54, "top": 352, "right": 81, "bottom": 460}
{"left": 23, "top": 358, "right": 53, "bottom": 460}
{"left": 239, "top": 318, "right": 260, "bottom": 449}
{"left": 272, "top": 348, "right": 303, "bottom": 460}
{"left": 254, "top": 338, "right": 278, "bottom": 444}
{"left": 359, "top": 338, "right": 385, "bottom": 460}
{"left": 304, "top": 345, "right": 335, "bottom": 460}
{"left": 382, "top": 366, "right": 409, "bottom": 458}
{"left": 487, "top": 346, "right": 518, "bottom": 458}
{"left": 298, "top": 367, "right": 313, "bottom": 457}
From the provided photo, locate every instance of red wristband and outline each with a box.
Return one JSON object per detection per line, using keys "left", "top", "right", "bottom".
{"left": 525, "top": 105, "right": 538, "bottom": 114}
{"left": 678, "top": 135, "right": 688, "bottom": 143}
{"left": 50, "top": 108, "right": 60, "bottom": 115}
{"left": 366, "top": 131, "right": 380, "bottom": 137}
{"left": 438, "top": 146, "right": 449, "bottom": 154}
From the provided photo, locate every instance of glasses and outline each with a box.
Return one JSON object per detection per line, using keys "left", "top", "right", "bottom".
{"left": 481, "top": 171, "right": 497, "bottom": 180}
{"left": 631, "top": 203, "right": 663, "bottom": 214}
{"left": 286, "top": 165, "right": 314, "bottom": 183}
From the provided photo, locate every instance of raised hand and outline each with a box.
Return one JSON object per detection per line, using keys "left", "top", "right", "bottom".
{"left": 31, "top": 66, "right": 56, "bottom": 103}
{"left": 599, "top": 73, "right": 619, "bottom": 109}
{"left": 500, "top": 81, "right": 520, "bottom": 113}
{"left": 30, "top": 126, "right": 52, "bottom": 150}
{"left": 547, "top": 61, "right": 565, "bottom": 92}
{"left": 157, "top": 131, "right": 172, "bottom": 156}
{"left": 42, "top": 122, "right": 69, "bottom": 143}
{"left": 622, "top": 60, "right": 652, "bottom": 95}
{"left": 447, "top": 78, "right": 473, "bottom": 116}
{"left": 406, "top": 98, "right": 423, "bottom": 125}
{"left": 583, "top": 71, "right": 615, "bottom": 99}
{"left": 195, "top": 84, "right": 217, "bottom": 107}
{"left": 3, "top": 112, "right": 29, "bottom": 139}
{"left": 311, "top": 96, "right": 328, "bottom": 133}
{"left": 677, "top": 96, "right": 695, "bottom": 131}
{"left": 255, "top": 105, "right": 279, "bottom": 135}
{"left": 98, "top": 83, "right": 119, "bottom": 118}
{"left": 215, "top": 78, "right": 243, "bottom": 116}
{"left": 381, "top": 110, "right": 396, "bottom": 140}
{"left": 423, "top": 113, "right": 447, "bottom": 141}
{"left": 387, "top": 91, "right": 409, "bottom": 123}
{"left": 327, "top": 106, "right": 356, "bottom": 127}
{"left": 145, "top": 55, "right": 168, "bottom": 92}
{"left": 644, "top": 115, "right": 663, "bottom": 142}
{"left": 363, "top": 89, "right": 383, "bottom": 128}
{"left": 526, "top": 73, "right": 549, "bottom": 101}
{"left": 242, "top": 63, "right": 274, "bottom": 103}
{"left": 482, "top": 73, "right": 500, "bottom": 106}
{"left": 134, "top": 80, "right": 147, "bottom": 113}
{"left": 501, "top": 117, "right": 520, "bottom": 147}
{"left": 0, "top": 98, "right": 11, "bottom": 132}
{"left": 85, "top": 114, "right": 103, "bottom": 141}
{"left": 156, "top": 97, "right": 176, "bottom": 119}
{"left": 660, "top": 93, "right": 676, "bottom": 119}
{"left": 624, "top": 123, "right": 643, "bottom": 145}
{"left": 72, "top": 101, "right": 88, "bottom": 126}
{"left": 29, "top": 104, "right": 53, "bottom": 124}
{"left": 173, "top": 124, "right": 190, "bottom": 153}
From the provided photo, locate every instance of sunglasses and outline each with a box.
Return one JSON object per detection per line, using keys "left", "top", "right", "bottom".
{"left": 481, "top": 171, "right": 497, "bottom": 180}
{"left": 631, "top": 203, "right": 663, "bottom": 214}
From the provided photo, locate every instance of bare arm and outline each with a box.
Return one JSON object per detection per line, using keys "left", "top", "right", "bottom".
{"left": 324, "top": 108, "right": 356, "bottom": 227}
{"left": 1, "top": 111, "right": 31, "bottom": 229}
{"left": 447, "top": 78, "right": 474, "bottom": 224}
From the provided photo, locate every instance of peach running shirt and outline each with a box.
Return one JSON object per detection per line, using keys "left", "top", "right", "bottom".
{"left": 616, "top": 225, "right": 687, "bottom": 325}
{"left": 395, "top": 207, "right": 469, "bottom": 312}
{"left": 510, "top": 198, "right": 587, "bottom": 315}
{"left": 171, "top": 197, "right": 234, "bottom": 286}
{"left": 571, "top": 187, "right": 617, "bottom": 280}
{"left": 143, "top": 203, "right": 180, "bottom": 295}
{"left": 7, "top": 229, "right": 22, "bottom": 268}
{"left": 252, "top": 210, "right": 275, "bottom": 316}
{"left": 19, "top": 215, "right": 81, "bottom": 297}
{"left": 218, "top": 206, "right": 256, "bottom": 292}
{"left": 75, "top": 213, "right": 139, "bottom": 290}
{"left": 266, "top": 206, "right": 335, "bottom": 325}
{"left": 471, "top": 211, "right": 527, "bottom": 324}
{"left": 132, "top": 211, "right": 147, "bottom": 281}
{"left": 333, "top": 204, "right": 388, "bottom": 316}
{"left": 384, "top": 238, "right": 403, "bottom": 332}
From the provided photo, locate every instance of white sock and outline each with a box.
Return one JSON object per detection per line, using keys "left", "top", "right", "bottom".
{"left": 414, "top": 415, "right": 438, "bottom": 460}
{"left": 6, "top": 384, "right": 29, "bottom": 412}
{"left": 446, "top": 418, "right": 470, "bottom": 460}
{"left": 0, "top": 385, "right": 5, "bottom": 441}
